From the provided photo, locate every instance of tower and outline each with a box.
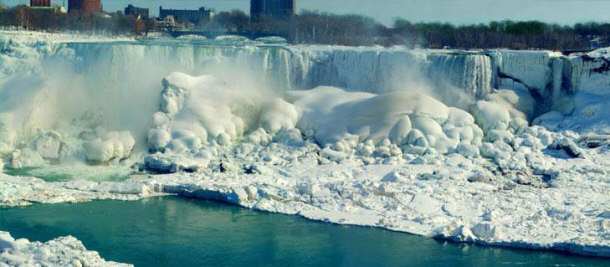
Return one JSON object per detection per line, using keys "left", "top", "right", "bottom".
{"left": 30, "top": 0, "right": 51, "bottom": 7}
{"left": 251, "top": 0, "right": 295, "bottom": 21}
{"left": 68, "top": 0, "right": 101, "bottom": 13}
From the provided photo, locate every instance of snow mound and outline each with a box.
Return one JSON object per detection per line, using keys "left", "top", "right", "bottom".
{"left": 84, "top": 131, "right": 135, "bottom": 163}
{"left": 149, "top": 72, "right": 298, "bottom": 152}
{"left": 485, "top": 89, "right": 536, "bottom": 120}
{"left": 290, "top": 86, "right": 483, "bottom": 153}
{"left": 148, "top": 73, "right": 485, "bottom": 159}
{"left": 471, "top": 100, "right": 511, "bottom": 132}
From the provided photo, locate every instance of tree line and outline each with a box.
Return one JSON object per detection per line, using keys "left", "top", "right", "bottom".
{"left": 215, "top": 10, "right": 609, "bottom": 50}
{"left": 0, "top": 5, "right": 155, "bottom": 35}
{"left": 1, "top": 4, "right": 609, "bottom": 50}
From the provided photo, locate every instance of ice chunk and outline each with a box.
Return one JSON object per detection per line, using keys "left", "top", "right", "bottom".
{"left": 471, "top": 100, "right": 511, "bottom": 132}
{"left": 33, "top": 131, "right": 62, "bottom": 160}
{"left": 83, "top": 131, "right": 134, "bottom": 163}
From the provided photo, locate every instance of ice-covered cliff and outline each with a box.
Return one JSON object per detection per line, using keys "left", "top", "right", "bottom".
{"left": 49, "top": 40, "right": 610, "bottom": 114}
{"left": 2, "top": 35, "right": 610, "bottom": 168}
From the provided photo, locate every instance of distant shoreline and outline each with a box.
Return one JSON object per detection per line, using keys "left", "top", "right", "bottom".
{"left": 1, "top": 5, "right": 610, "bottom": 49}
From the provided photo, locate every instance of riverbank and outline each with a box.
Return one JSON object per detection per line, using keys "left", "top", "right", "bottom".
{"left": 1, "top": 141, "right": 609, "bottom": 258}
{"left": 3, "top": 196, "right": 608, "bottom": 266}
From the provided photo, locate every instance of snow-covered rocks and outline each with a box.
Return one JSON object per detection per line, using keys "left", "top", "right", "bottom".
{"left": 547, "top": 137, "right": 585, "bottom": 159}
{"left": 143, "top": 152, "right": 207, "bottom": 173}
{"left": 566, "top": 50, "right": 610, "bottom": 95}
{"left": 0, "top": 231, "right": 131, "bottom": 267}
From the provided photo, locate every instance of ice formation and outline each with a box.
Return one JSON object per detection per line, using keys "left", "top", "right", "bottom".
{"left": 1, "top": 31, "right": 610, "bottom": 261}
{"left": 0, "top": 231, "right": 131, "bottom": 266}
{"left": 148, "top": 74, "right": 483, "bottom": 157}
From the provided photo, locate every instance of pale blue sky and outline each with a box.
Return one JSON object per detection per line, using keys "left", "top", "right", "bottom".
{"left": 4, "top": 0, "right": 610, "bottom": 25}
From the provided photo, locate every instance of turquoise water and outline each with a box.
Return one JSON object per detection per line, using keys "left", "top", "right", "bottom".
{"left": 0, "top": 197, "right": 607, "bottom": 266}
{"left": 4, "top": 167, "right": 73, "bottom": 182}
{"left": 4, "top": 167, "right": 133, "bottom": 182}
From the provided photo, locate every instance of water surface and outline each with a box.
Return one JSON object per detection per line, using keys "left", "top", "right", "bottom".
{"left": 1, "top": 197, "right": 607, "bottom": 266}
{"left": 4, "top": 166, "right": 133, "bottom": 182}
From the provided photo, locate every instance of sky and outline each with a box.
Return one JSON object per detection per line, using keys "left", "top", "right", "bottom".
{"left": 4, "top": 0, "right": 610, "bottom": 26}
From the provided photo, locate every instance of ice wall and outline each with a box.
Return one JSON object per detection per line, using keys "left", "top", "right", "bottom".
{"left": 289, "top": 47, "right": 493, "bottom": 100}
{"left": 488, "top": 50, "right": 568, "bottom": 113}
{"left": 5, "top": 38, "right": 609, "bottom": 112}
{"left": 65, "top": 41, "right": 610, "bottom": 111}
{"left": 564, "top": 51, "right": 610, "bottom": 95}
{"left": 3, "top": 37, "right": 610, "bottom": 169}
{"left": 63, "top": 42, "right": 496, "bottom": 101}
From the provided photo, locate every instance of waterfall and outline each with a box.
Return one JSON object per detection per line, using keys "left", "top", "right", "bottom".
{"left": 15, "top": 40, "right": 608, "bottom": 124}
{"left": 61, "top": 43, "right": 498, "bottom": 100}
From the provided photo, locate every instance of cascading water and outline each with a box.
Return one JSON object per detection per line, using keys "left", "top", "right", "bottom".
{"left": 64, "top": 42, "right": 498, "bottom": 100}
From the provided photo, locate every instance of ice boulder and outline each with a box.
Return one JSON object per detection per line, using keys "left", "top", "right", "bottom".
{"left": 6, "top": 148, "right": 45, "bottom": 169}
{"left": 259, "top": 98, "right": 299, "bottom": 134}
{"left": 158, "top": 72, "right": 252, "bottom": 143}
{"left": 33, "top": 131, "right": 62, "bottom": 160}
{"left": 456, "top": 143, "right": 480, "bottom": 158}
{"left": 83, "top": 131, "right": 135, "bottom": 163}
{"left": 471, "top": 100, "right": 511, "bottom": 132}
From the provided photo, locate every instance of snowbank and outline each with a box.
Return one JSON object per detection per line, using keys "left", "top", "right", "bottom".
{"left": 290, "top": 86, "right": 483, "bottom": 153}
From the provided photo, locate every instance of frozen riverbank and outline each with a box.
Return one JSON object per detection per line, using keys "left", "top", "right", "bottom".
{"left": 4, "top": 197, "right": 607, "bottom": 266}
{"left": 2, "top": 134, "right": 609, "bottom": 258}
